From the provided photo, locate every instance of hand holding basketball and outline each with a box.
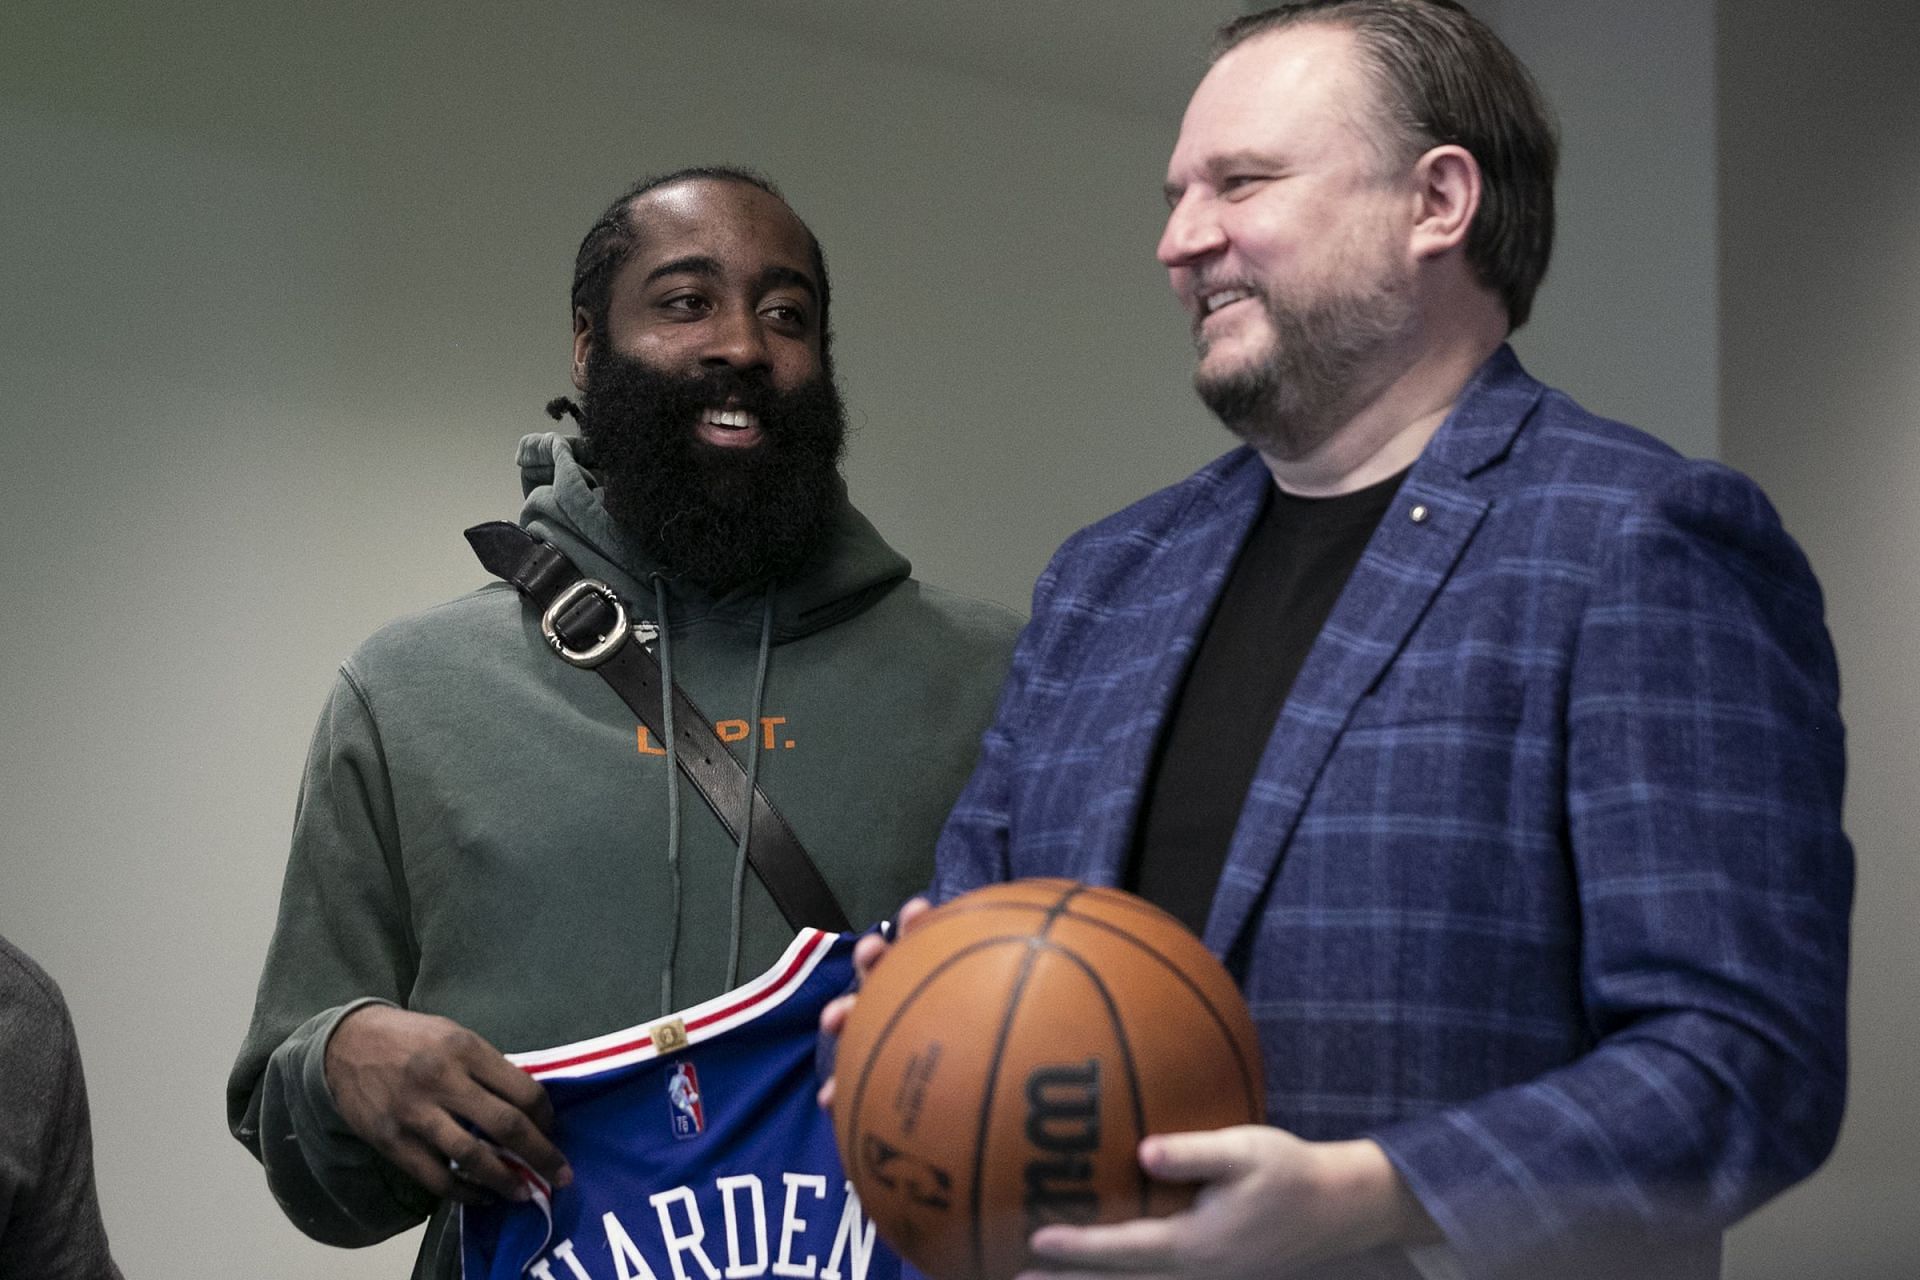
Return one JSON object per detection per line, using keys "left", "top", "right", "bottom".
{"left": 816, "top": 895, "right": 932, "bottom": 1110}
{"left": 1021, "top": 1124, "right": 1438, "bottom": 1280}
{"left": 829, "top": 880, "right": 1267, "bottom": 1280}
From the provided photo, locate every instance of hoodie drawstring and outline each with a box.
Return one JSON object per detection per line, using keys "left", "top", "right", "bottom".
{"left": 652, "top": 576, "right": 684, "bottom": 1018}
{"left": 727, "top": 592, "right": 776, "bottom": 990}
{"left": 651, "top": 585, "right": 777, "bottom": 1014}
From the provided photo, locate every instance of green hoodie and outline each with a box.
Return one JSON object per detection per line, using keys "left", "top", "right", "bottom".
{"left": 228, "top": 433, "right": 1022, "bottom": 1275}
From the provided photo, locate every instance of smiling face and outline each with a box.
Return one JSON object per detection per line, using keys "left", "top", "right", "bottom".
{"left": 571, "top": 177, "right": 849, "bottom": 593}
{"left": 573, "top": 178, "right": 826, "bottom": 450}
{"left": 1158, "top": 23, "right": 1422, "bottom": 455}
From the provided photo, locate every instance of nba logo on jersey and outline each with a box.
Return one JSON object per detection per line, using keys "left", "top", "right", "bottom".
{"left": 666, "top": 1061, "right": 704, "bottom": 1138}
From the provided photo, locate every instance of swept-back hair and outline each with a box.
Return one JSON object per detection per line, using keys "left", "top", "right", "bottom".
{"left": 1218, "top": 1, "right": 1558, "bottom": 329}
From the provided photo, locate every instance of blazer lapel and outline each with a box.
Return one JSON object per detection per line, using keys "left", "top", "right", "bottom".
{"left": 1075, "top": 454, "right": 1273, "bottom": 887}
{"left": 1203, "top": 347, "right": 1545, "bottom": 961}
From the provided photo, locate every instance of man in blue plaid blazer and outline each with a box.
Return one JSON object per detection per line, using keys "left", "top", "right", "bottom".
{"left": 908, "top": 5, "right": 1850, "bottom": 1279}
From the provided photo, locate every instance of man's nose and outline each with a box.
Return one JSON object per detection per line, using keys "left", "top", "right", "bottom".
{"left": 1157, "top": 191, "right": 1227, "bottom": 269}
{"left": 699, "top": 303, "right": 771, "bottom": 371}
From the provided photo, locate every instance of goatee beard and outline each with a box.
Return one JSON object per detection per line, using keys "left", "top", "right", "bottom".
{"left": 1194, "top": 273, "right": 1411, "bottom": 460}
{"left": 581, "top": 348, "right": 848, "bottom": 594}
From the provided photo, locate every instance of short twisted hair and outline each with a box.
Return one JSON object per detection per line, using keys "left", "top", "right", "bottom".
{"left": 567, "top": 166, "right": 833, "bottom": 369}
{"left": 1217, "top": 1, "right": 1558, "bottom": 329}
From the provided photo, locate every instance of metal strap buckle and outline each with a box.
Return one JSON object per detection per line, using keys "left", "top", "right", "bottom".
{"left": 540, "top": 579, "right": 628, "bottom": 668}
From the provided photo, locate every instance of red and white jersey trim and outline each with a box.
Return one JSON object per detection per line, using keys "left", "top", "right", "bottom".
{"left": 507, "top": 928, "right": 836, "bottom": 1081}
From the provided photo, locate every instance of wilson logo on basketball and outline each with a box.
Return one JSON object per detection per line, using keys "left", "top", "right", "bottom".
{"left": 1022, "top": 1060, "right": 1102, "bottom": 1229}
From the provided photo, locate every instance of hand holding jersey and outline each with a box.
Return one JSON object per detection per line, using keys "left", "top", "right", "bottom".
{"left": 325, "top": 1004, "right": 573, "bottom": 1206}
{"left": 462, "top": 930, "right": 901, "bottom": 1280}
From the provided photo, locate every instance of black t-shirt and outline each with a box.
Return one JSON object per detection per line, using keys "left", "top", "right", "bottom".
{"left": 1126, "top": 468, "right": 1408, "bottom": 936}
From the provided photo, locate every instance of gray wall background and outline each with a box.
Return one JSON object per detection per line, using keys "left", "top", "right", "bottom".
{"left": 0, "top": 1, "right": 1909, "bottom": 1275}
{"left": 1716, "top": 2, "right": 1920, "bottom": 1275}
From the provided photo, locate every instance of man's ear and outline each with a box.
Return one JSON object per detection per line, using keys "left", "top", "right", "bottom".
{"left": 570, "top": 307, "right": 594, "bottom": 391}
{"left": 1408, "top": 144, "right": 1481, "bottom": 261}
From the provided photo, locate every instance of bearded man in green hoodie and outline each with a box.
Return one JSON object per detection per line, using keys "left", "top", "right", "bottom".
{"left": 229, "top": 168, "right": 1022, "bottom": 1276}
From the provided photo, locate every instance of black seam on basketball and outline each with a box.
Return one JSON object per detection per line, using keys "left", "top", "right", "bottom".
{"left": 970, "top": 937, "right": 1045, "bottom": 1280}
{"left": 1039, "top": 939, "right": 1153, "bottom": 1220}
{"left": 922, "top": 902, "right": 1053, "bottom": 924}
{"left": 927, "top": 893, "right": 1080, "bottom": 930}
{"left": 1070, "top": 884, "right": 1192, "bottom": 929}
{"left": 1051, "top": 911, "right": 1262, "bottom": 1118}
{"left": 1040, "top": 880, "right": 1089, "bottom": 933}
{"left": 843, "top": 933, "right": 1032, "bottom": 1279}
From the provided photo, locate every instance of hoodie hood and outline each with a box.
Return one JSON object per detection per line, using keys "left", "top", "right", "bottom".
{"left": 513, "top": 431, "right": 911, "bottom": 643}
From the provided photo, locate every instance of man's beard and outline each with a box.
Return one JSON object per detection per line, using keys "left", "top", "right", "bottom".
{"left": 581, "top": 348, "right": 848, "bottom": 594}
{"left": 1193, "top": 266, "right": 1414, "bottom": 460}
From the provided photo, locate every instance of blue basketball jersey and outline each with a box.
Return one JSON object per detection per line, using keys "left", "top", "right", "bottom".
{"left": 461, "top": 929, "right": 903, "bottom": 1280}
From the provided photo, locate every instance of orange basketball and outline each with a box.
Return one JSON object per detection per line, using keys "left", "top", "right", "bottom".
{"left": 832, "top": 879, "right": 1265, "bottom": 1280}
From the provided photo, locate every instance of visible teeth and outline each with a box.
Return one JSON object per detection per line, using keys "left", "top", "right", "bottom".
{"left": 1202, "top": 288, "right": 1254, "bottom": 315}
{"left": 703, "top": 408, "right": 758, "bottom": 429}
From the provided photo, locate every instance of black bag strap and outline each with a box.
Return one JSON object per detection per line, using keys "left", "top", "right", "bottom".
{"left": 465, "top": 521, "right": 852, "bottom": 933}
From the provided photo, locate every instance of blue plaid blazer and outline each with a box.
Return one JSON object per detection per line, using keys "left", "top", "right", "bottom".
{"left": 931, "top": 348, "right": 1851, "bottom": 1279}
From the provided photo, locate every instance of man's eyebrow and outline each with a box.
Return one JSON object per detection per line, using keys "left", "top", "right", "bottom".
{"left": 1207, "top": 149, "right": 1288, "bottom": 178}
{"left": 759, "top": 264, "right": 819, "bottom": 301}
{"left": 642, "top": 255, "right": 723, "bottom": 286}
{"left": 1165, "top": 150, "right": 1290, "bottom": 203}
{"left": 641, "top": 256, "right": 818, "bottom": 302}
